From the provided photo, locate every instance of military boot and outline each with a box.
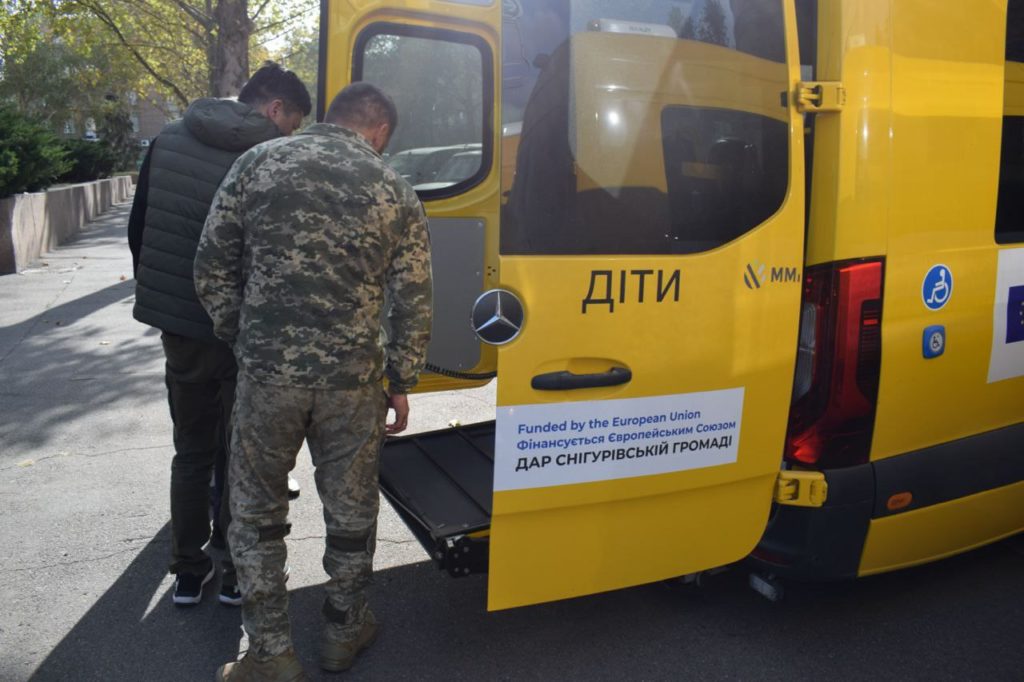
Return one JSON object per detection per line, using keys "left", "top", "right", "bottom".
{"left": 215, "top": 650, "right": 307, "bottom": 682}
{"left": 320, "top": 608, "right": 378, "bottom": 672}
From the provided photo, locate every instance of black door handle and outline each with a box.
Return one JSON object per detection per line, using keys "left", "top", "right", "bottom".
{"left": 531, "top": 367, "right": 632, "bottom": 391}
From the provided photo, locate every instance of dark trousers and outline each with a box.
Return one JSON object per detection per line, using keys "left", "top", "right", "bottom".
{"left": 162, "top": 331, "right": 237, "bottom": 578}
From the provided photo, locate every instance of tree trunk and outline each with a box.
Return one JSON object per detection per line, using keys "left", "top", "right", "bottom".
{"left": 209, "top": 0, "right": 251, "bottom": 97}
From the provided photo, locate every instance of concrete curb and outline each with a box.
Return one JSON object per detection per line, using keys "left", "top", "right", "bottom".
{"left": 0, "top": 176, "right": 134, "bottom": 275}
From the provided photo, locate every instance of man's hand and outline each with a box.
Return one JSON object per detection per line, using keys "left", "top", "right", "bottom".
{"left": 385, "top": 393, "right": 409, "bottom": 435}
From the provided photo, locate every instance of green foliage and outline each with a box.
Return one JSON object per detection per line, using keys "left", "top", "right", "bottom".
{"left": 57, "top": 139, "right": 117, "bottom": 184}
{"left": 97, "top": 107, "right": 137, "bottom": 171}
{"left": 0, "top": 105, "right": 71, "bottom": 198}
{"left": 0, "top": 148, "right": 19, "bottom": 196}
{"left": 58, "top": 0, "right": 321, "bottom": 106}
{"left": 0, "top": 1, "right": 145, "bottom": 134}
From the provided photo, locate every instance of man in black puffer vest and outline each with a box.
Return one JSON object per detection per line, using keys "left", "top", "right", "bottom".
{"left": 128, "top": 62, "right": 311, "bottom": 607}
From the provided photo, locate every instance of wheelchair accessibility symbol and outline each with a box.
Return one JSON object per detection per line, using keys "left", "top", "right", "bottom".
{"left": 922, "top": 264, "right": 953, "bottom": 311}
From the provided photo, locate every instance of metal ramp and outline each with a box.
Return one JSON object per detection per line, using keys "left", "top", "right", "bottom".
{"left": 379, "top": 421, "right": 495, "bottom": 576}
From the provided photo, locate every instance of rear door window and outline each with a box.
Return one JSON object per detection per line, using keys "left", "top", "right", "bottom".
{"left": 356, "top": 24, "right": 493, "bottom": 198}
{"left": 501, "top": 0, "right": 789, "bottom": 255}
{"left": 998, "top": 1, "right": 1024, "bottom": 244}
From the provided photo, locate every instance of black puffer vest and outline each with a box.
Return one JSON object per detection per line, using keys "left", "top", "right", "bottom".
{"left": 133, "top": 98, "right": 280, "bottom": 340}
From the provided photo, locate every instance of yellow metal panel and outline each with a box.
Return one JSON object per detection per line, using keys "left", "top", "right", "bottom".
{"left": 859, "top": 480, "right": 1024, "bottom": 576}
{"left": 804, "top": 0, "right": 893, "bottom": 267}
{"left": 871, "top": 1, "right": 1021, "bottom": 460}
{"left": 490, "top": 475, "right": 776, "bottom": 610}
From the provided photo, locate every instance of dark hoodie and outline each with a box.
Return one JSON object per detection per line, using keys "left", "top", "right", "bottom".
{"left": 129, "top": 98, "right": 281, "bottom": 340}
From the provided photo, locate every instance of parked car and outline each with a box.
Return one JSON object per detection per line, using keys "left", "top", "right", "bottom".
{"left": 388, "top": 143, "right": 481, "bottom": 186}
{"left": 412, "top": 150, "right": 482, "bottom": 191}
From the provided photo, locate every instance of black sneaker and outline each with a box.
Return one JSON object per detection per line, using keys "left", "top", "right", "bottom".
{"left": 173, "top": 567, "right": 215, "bottom": 606}
{"left": 219, "top": 582, "right": 242, "bottom": 607}
{"left": 287, "top": 474, "right": 301, "bottom": 500}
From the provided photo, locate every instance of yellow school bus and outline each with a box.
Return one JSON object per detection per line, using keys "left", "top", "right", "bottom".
{"left": 318, "top": 0, "right": 1024, "bottom": 610}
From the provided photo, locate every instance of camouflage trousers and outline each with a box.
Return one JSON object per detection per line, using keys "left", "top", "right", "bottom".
{"left": 228, "top": 372, "right": 387, "bottom": 660}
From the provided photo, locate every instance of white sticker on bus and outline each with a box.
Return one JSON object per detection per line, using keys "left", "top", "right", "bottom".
{"left": 494, "top": 387, "right": 744, "bottom": 491}
{"left": 988, "top": 248, "right": 1024, "bottom": 383}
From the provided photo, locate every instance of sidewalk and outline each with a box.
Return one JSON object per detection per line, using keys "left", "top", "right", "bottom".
{"left": 0, "top": 200, "right": 496, "bottom": 680}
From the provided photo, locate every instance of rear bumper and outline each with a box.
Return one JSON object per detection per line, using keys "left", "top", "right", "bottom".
{"left": 748, "top": 463, "right": 874, "bottom": 581}
{"left": 750, "top": 421, "right": 1024, "bottom": 580}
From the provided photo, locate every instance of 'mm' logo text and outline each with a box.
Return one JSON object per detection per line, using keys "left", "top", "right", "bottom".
{"left": 744, "top": 262, "right": 800, "bottom": 290}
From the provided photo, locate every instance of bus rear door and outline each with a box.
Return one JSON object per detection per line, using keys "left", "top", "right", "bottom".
{"left": 489, "top": 0, "right": 808, "bottom": 610}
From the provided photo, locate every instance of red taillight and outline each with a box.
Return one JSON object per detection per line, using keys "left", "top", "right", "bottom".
{"left": 785, "top": 259, "right": 884, "bottom": 469}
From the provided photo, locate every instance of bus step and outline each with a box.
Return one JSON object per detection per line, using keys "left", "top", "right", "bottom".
{"left": 379, "top": 421, "right": 495, "bottom": 576}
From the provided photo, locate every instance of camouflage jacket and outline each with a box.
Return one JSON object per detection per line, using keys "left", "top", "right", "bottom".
{"left": 194, "top": 123, "right": 432, "bottom": 393}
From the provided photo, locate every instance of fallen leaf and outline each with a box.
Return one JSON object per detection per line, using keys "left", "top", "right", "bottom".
{"left": 99, "top": 340, "right": 111, "bottom": 346}
{"left": 119, "top": 275, "right": 127, "bottom": 281}
{"left": 17, "top": 460, "right": 34, "bottom": 468}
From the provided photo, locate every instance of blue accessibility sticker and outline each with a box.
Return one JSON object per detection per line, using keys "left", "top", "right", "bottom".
{"left": 923, "top": 325, "right": 945, "bottom": 359}
{"left": 922, "top": 264, "right": 953, "bottom": 311}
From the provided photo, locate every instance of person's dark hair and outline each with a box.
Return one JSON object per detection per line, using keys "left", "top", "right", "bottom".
{"left": 238, "top": 61, "right": 312, "bottom": 117}
{"left": 324, "top": 82, "right": 398, "bottom": 133}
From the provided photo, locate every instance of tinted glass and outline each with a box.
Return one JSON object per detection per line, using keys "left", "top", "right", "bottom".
{"left": 997, "top": 118, "right": 1024, "bottom": 244}
{"left": 1008, "top": 0, "right": 1024, "bottom": 63}
{"left": 998, "top": 2, "right": 1024, "bottom": 243}
{"left": 500, "top": 0, "right": 789, "bottom": 255}
{"left": 362, "top": 31, "right": 485, "bottom": 192}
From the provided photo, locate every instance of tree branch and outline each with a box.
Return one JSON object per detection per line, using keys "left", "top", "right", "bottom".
{"left": 69, "top": 1, "right": 191, "bottom": 109}
{"left": 252, "top": 0, "right": 317, "bottom": 37}
{"left": 167, "top": 0, "right": 214, "bottom": 29}
{"left": 251, "top": 0, "right": 274, "bottom": 22}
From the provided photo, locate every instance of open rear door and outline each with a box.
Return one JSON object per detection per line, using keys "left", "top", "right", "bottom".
{"left": 488, "top": 0, "right": 806, "bottom": 610}
{"left": 321, "top": 0, "right": 502, "bottom": 393}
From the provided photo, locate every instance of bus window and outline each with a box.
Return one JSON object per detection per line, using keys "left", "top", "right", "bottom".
{"left": 356, "top": 24, "right": 492, "bottom": 198}
{"left": 500, "top": 0, "right": 789, "bottom": 255}
{"left": 997, "top": 0, "right": 1024, "bottom": 244}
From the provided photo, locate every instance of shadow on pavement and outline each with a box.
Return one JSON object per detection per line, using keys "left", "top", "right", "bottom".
{"left": 28, "top": 523, "right": 243, "bottom": 682}
{"left": 0, "top": 205, "right": 158, "bottom": 455}
{"left": 0, "top": 278, "right": 135, "bottom": 341}
{"left": 0, "top": 292, "right": 158, "bottom": 453}
{"left": 26, "top": 532, "right": 1024, "bottom": 681}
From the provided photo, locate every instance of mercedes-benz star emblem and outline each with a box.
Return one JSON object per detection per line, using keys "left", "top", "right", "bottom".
{"left": 471, "top": 289, "right": 525, "bottom": 345}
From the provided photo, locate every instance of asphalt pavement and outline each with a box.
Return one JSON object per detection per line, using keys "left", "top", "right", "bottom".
{"left": 1, "top": 200, "right": 1022, "bottom": 681}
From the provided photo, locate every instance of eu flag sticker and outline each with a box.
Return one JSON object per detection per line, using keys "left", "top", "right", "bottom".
{"left": 989, "top": 249, "right": 1024, "bottom": 383}
{"left": 1008, "top": 285, "right": 1024, "bottom": 344}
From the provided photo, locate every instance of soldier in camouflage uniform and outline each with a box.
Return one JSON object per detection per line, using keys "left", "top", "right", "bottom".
{"left": 194, "top": 82, "right": 432, "bottom": 682}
